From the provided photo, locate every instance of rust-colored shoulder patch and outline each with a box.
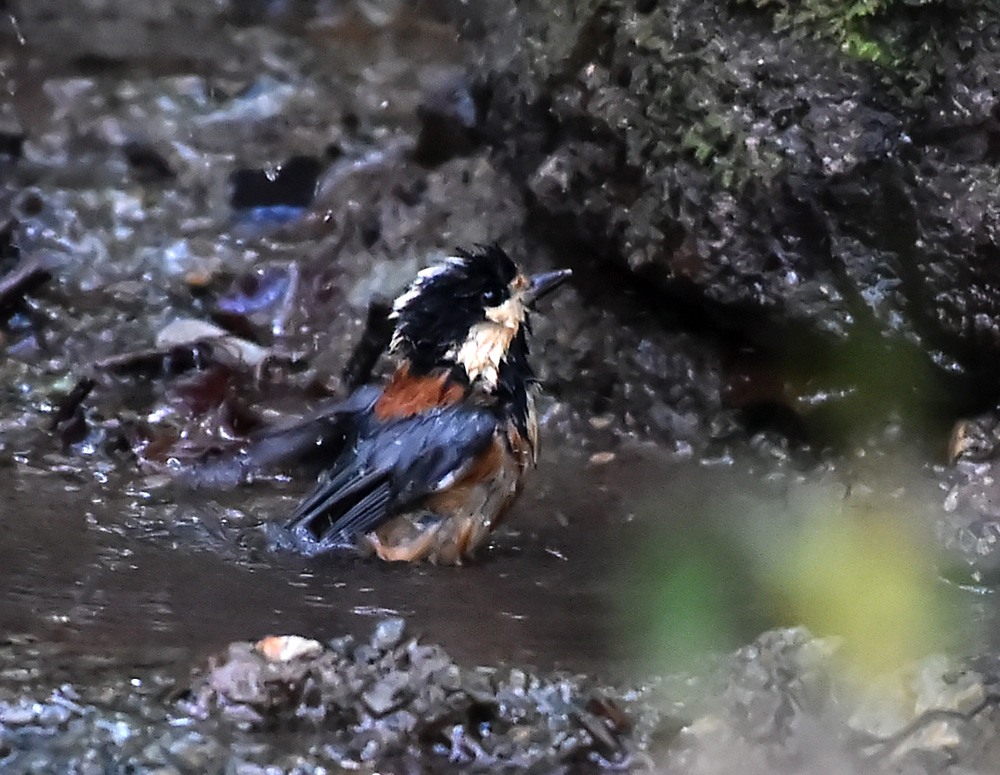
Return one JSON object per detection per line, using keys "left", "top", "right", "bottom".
{"left": 374, "top": 364, "right": 465, "bottom": 419}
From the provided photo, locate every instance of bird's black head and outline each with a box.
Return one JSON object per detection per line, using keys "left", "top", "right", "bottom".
{"left": 390, "top": 245, "right": 570, "bottom": 391}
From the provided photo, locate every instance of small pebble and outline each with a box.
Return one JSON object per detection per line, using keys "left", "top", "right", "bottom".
{"left": 588, "top": 415, "right": 613, "bottom": 430}
{"left": 370, "top": 617, "right": 406, "bottom": 651}
{"left": 254, "top": 635, "right": 323, "bottom": 663}
{"left": 0, "top": 702, "right": 37, "bottom": 724}
{"left": 362, "top": 672, "right": 409, "bottom": 716}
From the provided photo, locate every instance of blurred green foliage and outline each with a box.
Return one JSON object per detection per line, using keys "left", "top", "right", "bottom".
{"left": 628, "top": 521, "right": 761, "bottom": 671}
{"left": 625, "top": 476, "right": 958, "bottom": 678}
{"left": 762, "top": 508, "right": 951, "bottom": 676}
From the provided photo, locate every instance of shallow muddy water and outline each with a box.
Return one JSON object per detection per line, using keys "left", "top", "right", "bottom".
{"left": 3, "top": 436, "right": 994, "bottom": 679}
{"left": 0, "top": 442, "right": 650, "bottom": 674}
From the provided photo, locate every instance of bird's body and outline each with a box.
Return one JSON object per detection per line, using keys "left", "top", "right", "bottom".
{"left": 284, "top": 246, "right": 570, "bottom": 563}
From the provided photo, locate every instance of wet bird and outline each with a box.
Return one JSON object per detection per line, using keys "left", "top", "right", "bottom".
{"left": 284, "top": 245, "right": 571, "bottom": 563}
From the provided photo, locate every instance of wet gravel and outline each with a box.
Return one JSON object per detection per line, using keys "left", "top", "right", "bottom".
{"left": 181, "top": 622, "right": 653, "bottom": 772}
{"left": 0, "top": 620, "right": 659, "bottom": 775}
{"left": 2, "top": 622, "right": 1000, "bottom": 775}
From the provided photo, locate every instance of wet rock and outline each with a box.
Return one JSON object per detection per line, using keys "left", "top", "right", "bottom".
{"left": 0, "top": 701, "right": 40, "bottom": 726}
{"left": 0, "top": 219, "right": 16, "bottom": 270}
{"left": 254, "top": 635, "right": 323, "bottom": 663}
{"left": 1, "top": 623, "right": 999, "bottom": 775}
{"left": 0, "top": 127, "right": 24, "bottom": 161}
{"left": 214, "top": 264, "right": 299, "bottom": 339}
{"left": 362, "top": 671, "right": 409, "bottom": 716}
{"left": 16, "top": 0, "right": 239, "bottom": 67}
{"left": 949, "top": 411, "right": 1000, "bottom": 463}
{"left": 0, "top": 254, "right": 51, "bottom": 313}
{"left": 230, "top": 156, "right": 324, "bottom": 210}
{"left": 155, "top": 319, "right": 271, "bottom": 369}
{"left": 182, "top": 619, "right": 648, "bottom": 769}
{"left": 414, "top": 70, "right": 480, "bottom": 166}
{"left": 470, "top": 0, "right": 1000, "bottom": 431}
{"left": 666, "top": 628, "right": 1000, "bottom": 775}
{"left": 49, "top": 377, "right": 95, "bottom": 449}
{"left": 121, "top": 141, "right": 175, "bottom": 183}
{"left": 370, "top": 616, "right": 406, "bottom": 651}
{"left": 936, "top": 459, "right": 1000, "bottom": 587}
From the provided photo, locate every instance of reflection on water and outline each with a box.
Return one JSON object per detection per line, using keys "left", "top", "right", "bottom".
{"left": 0, "top": 444, "right": 637, "bottom": 674}
{"left": 2, "top": 438, "right": 992, "bottom": 683}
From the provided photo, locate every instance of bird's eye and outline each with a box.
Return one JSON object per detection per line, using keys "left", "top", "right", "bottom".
{"left": 481, "top": 287, "right": 503, "bottom": 306}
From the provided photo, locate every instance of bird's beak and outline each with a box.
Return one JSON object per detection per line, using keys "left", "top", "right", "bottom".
{"left": 524, "top": 269, "right": 572, "bottom": 306}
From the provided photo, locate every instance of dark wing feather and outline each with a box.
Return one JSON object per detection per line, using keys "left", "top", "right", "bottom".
{"left": 284, "top": 404, "right": 498, "bottom": 553}
{"left": 285, "top": 464, "right": 394, "bottom": 549}
{"left": 242, "top": 384, "right": 382, "bottom": 472}
{"left": 174, "top": 385, "right": 382, "bottom": 489}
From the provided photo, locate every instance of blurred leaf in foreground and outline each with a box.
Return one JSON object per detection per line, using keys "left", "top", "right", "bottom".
{"left": 762, "top": 507, "right": 953, "bottom": 678}
{"left": 624, "top": 473, "right": 958, "bottom": 678}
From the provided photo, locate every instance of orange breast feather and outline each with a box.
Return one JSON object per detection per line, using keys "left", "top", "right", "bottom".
{"left": 374, "top": 365, "right": 465, "bottom": 419}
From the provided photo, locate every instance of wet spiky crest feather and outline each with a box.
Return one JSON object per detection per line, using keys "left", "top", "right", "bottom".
{"left": 389, "top": 245, "right": 535, "bottom": 435}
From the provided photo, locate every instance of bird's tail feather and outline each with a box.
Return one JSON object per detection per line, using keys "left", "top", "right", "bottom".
{"left": 284, "top": 468, "right": 392, "bottom": 550}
